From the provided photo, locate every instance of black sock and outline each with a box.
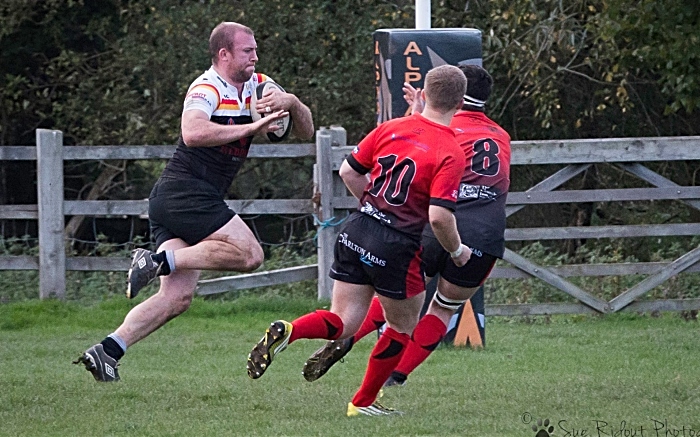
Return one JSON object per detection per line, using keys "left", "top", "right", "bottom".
{"left": 390, "top": 371, "right": 408, "bottom": 384}
{"left": 150, "top": 251, "right": 171, "bottom": 276}
{"left": 101, "top": 337, "right": 124, "bottom": 361}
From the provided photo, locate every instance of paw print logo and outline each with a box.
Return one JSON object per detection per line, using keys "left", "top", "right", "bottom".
{"left": 532, "top": 418, "right": 554, "bottom": 436}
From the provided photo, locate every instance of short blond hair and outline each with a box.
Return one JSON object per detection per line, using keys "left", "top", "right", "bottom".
{"left": 209, "top": 22, "right": 254, "bottom": 64}
{"left": 423, "top": 65, "right": 468, "bottom": 112}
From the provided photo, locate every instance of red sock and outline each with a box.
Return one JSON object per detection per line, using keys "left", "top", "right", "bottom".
{"left": 289, "top": 310, "right": 343, "bottom": 344}
{"left": 352, "top": 296, "right": 385, "bottom": 342}
{"left": 394, "top": 314, "right": 447, "bottom": 377}
{"left": 351, "top": 327, "right": 409, "bottom": 407}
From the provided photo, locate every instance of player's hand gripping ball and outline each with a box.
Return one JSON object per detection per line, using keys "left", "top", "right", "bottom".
{"left": 250, "top": 81, "right": 293, "bottom": 142}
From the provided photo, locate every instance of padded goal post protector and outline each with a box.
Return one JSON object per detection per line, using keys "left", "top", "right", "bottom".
{"left": 373, "top": 28, "right": 483, "bottom": 124}
{"left": 421, "top": 276, "right": 486, "bottom": 349}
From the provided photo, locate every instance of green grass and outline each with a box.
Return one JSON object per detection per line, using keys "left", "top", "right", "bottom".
{"left": 1, "top": 297, "right": 698, "bottom": 437}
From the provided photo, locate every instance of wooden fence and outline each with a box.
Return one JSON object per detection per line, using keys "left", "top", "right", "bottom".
{"left": 1, "top": 128, "right": 700, "bottom": 316}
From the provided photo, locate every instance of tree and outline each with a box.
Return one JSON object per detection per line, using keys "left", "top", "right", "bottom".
{"left": 0, "top": 0, "right": 698, "bottom": 251}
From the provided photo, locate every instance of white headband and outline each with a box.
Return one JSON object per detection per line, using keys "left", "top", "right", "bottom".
{"left": 463, "top": 94, "right": 486, "bottom": 108}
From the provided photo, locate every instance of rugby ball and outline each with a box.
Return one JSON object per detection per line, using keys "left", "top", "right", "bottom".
{"left": 250, "top": 81, "right": 293, "bottom": 142}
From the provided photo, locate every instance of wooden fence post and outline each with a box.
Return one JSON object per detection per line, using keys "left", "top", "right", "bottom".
{"left": 328, "top": 126, "right": 348, "bottom": 196}
{"left": 314, "top": 126, "right": 347, "bottom": 300}
{"left": 36, "top": 129, "right": 66, "bottom": 299}
{"left": 315, "top": 128, "right": 333, "bottom": 300}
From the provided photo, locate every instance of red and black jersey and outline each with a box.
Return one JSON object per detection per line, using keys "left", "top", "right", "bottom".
{"left": 346, "top": 113, "right": 465, "bottom": 238}
{"left": 424, "top": 111, "right": 511, "bottom": 257}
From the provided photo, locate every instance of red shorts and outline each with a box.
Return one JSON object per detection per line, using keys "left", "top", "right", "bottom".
{"left": 329, "top": 213, "right": 425, "bottom": 299}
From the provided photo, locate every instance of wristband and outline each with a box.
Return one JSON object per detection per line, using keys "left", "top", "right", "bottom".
{"left": 449, "top": 245, "right": 463, "bottom": 259}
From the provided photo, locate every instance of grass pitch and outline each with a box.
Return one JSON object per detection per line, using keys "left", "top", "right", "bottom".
{"left": 0, "top": 296, "right": 698, "bottom": 436}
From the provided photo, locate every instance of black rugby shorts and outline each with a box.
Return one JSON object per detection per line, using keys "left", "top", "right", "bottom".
{"left": 329, "top": 212, "right": 424, "bottom": 299}
{"left": 422, "top": 233, "right": 497, "bottom": 288}
{"left": 148, "top": 177, "right": 235, "bottom": 248}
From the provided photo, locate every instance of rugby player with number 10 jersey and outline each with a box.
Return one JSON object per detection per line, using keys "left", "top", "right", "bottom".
{"left": 348, "top": 112, "right": 465, "bottom": 238}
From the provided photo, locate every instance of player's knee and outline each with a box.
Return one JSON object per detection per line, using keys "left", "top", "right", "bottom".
{"left": 433, "top": 287, "right": 467, "bottom": 312}
{"left": 384, "top": 314, "right": 418, "bottom": 335}
{"left": 171, "top": 292, "right": 194, "bottom": 315}
{"left": 156, "top": 288, "right": 193, "bottom": 317}
{"left": 238, "top": 242, "right": 263, "bottom": 272}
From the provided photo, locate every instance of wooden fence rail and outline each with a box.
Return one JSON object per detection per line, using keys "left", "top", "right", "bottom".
{"left": 1, "top": 128, "right": 699, "bottom": 315}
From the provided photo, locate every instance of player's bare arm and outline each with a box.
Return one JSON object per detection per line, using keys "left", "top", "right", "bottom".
{"left": 428, "top": 205, "right": 471, "bottom": 267}
{"left": 181, "top": 108, "right": 289, "bottom": 147}
{"left": 338, "top": 160, "right": 370, "bottom": 199}
{"left": 255, "top": 88, "right": 314, "bottom": 139}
